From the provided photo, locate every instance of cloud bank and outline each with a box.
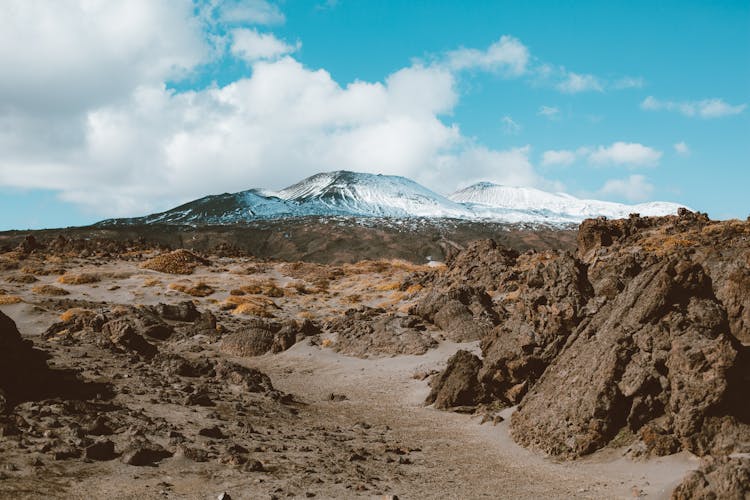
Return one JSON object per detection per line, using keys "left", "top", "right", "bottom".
{"left": 0, "top": 0, "right": 674, "bottom": 217}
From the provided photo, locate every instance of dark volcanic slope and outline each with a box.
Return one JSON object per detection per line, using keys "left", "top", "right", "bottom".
{"left": 0, "top": 217, "right": 576, "bottom": 264}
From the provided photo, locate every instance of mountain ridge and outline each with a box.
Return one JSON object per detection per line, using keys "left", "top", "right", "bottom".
{"left": 97, "top": 170, "right": 687, "bottom": 227}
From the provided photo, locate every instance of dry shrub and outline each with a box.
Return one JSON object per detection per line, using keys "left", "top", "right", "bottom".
{"left": 21, "top": 265, "right": 66, "bottom": 276}
{"left": 321, "top": 338, "right": 333, "bottom": 348}
{"left": 32, "top": 284, "right": 69, "bottom": 296}
{"left": 0, "top": 295, "right": 23, "bottom": 305}
{"left": 223, "top": 295, "right": 279, "bottom": 318}
{"left": 344, "top": 294, "right": 361, "bottom": 304}
{"left": 236, "top": 280, "right": 284, "bottom": 298}
{"left": 141, "top": 249, "right": 209, "bottom": 275}
{"left": 6, "top": 274, "right": 38, "bottom": 284}
{"left": 375, "top": 281, "right": 401, "bottom": 292}
{"left": 169, "top": 282, "right": 215, "bottom": 297}
{"left": 230, "top": 263, "right": 268, "bottom": 275}
{"left": 229, "top": 288, "right": 246, "bottom": 296}
{"left": 142, "top": 278, "right": 162, "bottom": 287}
{"left": 58, "top": 272, "right": 101, "bottom": 285}
{"left": 342, "top": 259, "right": 425, "bottom": 276}
{"left": 404, "top": 284, "right": 423, "bottom": 295}
{"left": 0, "top": 259, "right": 19, "bottom": 271}
{"left": 284, "top": 281, "right": 319, "bottom": 295}
{"left": 297, "top": 311, "right": 315, "bottom": 320}
{"left": 102, "top": 271, "right": 134, "bottom": 280}
{"left": 279, "top": 261, "right": 344, "bottom": 283}
{"left": 60, "top": 308, "right": 95, "bottom": 322}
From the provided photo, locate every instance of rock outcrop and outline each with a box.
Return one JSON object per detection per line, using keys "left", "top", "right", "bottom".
{"left": 328, "top": 307, "right": 437, "bottom": 357}
{"left": 421, "top": 211, "right": 750, "bottom": 469}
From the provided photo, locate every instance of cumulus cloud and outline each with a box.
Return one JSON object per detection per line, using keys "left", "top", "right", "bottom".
{"left": 674, "top": 141, "right": 690, "bottom": 156}
{"left": 588, "top": 142, "right": 662, "bottom": 167}
{"left": 231, "top": 28, "right": 300, "bottom": 61}
{"left": 446, "top": 35, "right": 529, "bottom": 76}
{"left": 541, "top": 149, "right": 577, "bottom": 166}
{"left": 613, "top": 76, "right": 645, "bottom": 89}
{"left": 641, "top": 96, "right": 746, "bottom": 118}
{"left": 598, "top": 175, "right": 654, "bottom": 202}
{"left": 541, "top": 142, "right": 662, "bottom": 168}
{"left": 0, "top": 0, "right": 208, "bottom": 113}
{"left": 0, "top": 2, "right": 666, "bottom": 219}
{"left": 537, "top": 105, "right": 560, "bottom": 119}
{"left": 501, "top": 115, "right": 522, "bottom": 135}
{"left": 214, "top": 0, "right": 285, "bottom": 25}
{"left": 556, "top": 72, "right": 604, "bottom": 93}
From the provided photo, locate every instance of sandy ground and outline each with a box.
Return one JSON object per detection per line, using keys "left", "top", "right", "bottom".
{"left": 0, "top": 253, "right": 700, "bottom": 499}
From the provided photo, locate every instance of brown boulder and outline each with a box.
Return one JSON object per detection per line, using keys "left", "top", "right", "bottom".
{"left": 510, "top": 257, "right": 749, "bottom": 459}
{"left": 328, "top": 307, "right": 437, "bottom": 357}
{"left": 672, "top": 456, "right": 750, "bottom": 500}
{"left": 426, "top": 350, "right": 485, "bottom": 409}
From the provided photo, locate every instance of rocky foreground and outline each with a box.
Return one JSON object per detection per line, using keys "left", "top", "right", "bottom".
{"left": 423, "top": 209, "right": 750, "bottom": 497}
{"left": 0, "top": 209, "right": 748, "bottom": 498}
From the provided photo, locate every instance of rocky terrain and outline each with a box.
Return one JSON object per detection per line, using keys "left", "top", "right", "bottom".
{"left": 0, "top": 217, "right": 576, "bottom": 265}
{"left": 0, "top": 209, "right": 747, "bottom": 498}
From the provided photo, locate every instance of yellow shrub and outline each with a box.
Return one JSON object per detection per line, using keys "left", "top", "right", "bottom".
{"left": 169, "top": 282, "right": 215, "bottom": 297}
{"left": 60, "top": 308, "right": 95, "bottom": 322}
{"left": 32, "top": 284, "right": 69, "bottom": 296}
{"left": 58, "top": 272, "right": 100, "bottom": 285}
{"left": 0, "top": 295, "right": 23, "bottom": 304}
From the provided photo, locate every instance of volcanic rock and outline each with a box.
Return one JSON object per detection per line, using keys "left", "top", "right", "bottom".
{"left": 671, "top": 456, "right": 750, "bottom": 500}
{"left": 426, "top": 350, "right": 485, "bottom": 409}
{"left": 328, "top": 307, "right": 437, "bottom": 357}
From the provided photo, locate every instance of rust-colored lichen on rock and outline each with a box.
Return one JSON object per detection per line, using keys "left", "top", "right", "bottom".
{"left": 140, "top": 249, "right": 210, "bottom": 275}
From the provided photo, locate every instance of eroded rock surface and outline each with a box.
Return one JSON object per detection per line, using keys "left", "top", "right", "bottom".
{"left": 328, "top": 307, "right": 437, "bottom": 357}
{"left": 421, "top": 211, "right": 750, "bottom": 471}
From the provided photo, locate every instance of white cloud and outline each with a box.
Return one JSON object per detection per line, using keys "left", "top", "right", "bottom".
{"left": 588, "top": 141, "right": 662, "bottom": 167}
{"left": 0, "top": 0, "right": 208, "bottom": 113}
{"left": 446, "top": 35, "right": 529, "bottom": 76}
{"left": 674, "top": 141, "right": 690, "bottom": 156}
{"left": 541, "top": 142, "right": 661, "bottom": 168}
{"left": 613, "top": 76, "right": 645, "bottom": 89}
{"left": 641, "top": 96, "right": 746, "bottom": 118}
{"left": 537, "top": 105, "right": 560, "bottom": 119}
{"left": 0, "top": 4, "right": 656, "bottom": 218}
{"left": 599, "top": 175, "right": 654, "bottom": 202}
{"left": 216, "top": 0, "right": 285, "bottom": 25}
{"left": 501, "top": 115, "right": 522, "bottom": 135}
{"left": 555, "top": 72, "right": 603, "bottom": 93}
{"left": 439, "top": 146, "right": 541, "bottom": 191}
{"left": 231, "top": 28, "right": 299, "bottom": 61}
{"left": 541, "top": 149, "right": 577, "bottom": 166}
{"left": 0, "top": 46, "right": 545, "bottom": 214}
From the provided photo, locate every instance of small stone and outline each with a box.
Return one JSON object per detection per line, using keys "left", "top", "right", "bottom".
{"left": 85, "top": 440, "right": 115, "bottom": 461}
{"left": 199, "top": 426, "right": 226, "bottom": 439}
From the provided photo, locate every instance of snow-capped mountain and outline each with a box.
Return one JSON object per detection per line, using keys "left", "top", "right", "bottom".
{"left": 275, "top": 171, "right": 473, "bottom": 218}
{"left": 97, "top": 171, "right": 687, "bottom": 227}
{"left": 450, "top": 182, "right": 687, "bottom": 224}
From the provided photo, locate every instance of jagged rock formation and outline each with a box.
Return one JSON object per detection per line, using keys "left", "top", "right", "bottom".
{"left": 671, "top": 456, "right": 750, "bottom": 500}
{"left": 422, "top": 210, "right": 750, "bottom": 466}
{"left": 327, "top": 307, "right": 437, "bottom": 357}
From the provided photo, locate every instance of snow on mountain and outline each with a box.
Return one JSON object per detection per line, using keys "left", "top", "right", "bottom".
{"left": 450, "top": 182, "right": 687, "bottom": 223}
{"left": 98, "top": 172, "right": 687, "bottom": 227}
{"left": 273, "top": 171, "right": 474, "bottom": 218}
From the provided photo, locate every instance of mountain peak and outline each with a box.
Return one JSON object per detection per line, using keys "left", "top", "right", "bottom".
{"left": 97, "top": 170, "right": 688, "bottom": 227}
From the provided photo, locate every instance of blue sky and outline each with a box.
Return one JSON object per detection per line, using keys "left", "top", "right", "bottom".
{"left": 0, "top": 0, "right": 748, "bottom": 230}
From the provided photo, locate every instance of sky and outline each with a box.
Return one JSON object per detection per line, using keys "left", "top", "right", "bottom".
{"left": 0, "top": 0, "right": 748, "bottom": 230}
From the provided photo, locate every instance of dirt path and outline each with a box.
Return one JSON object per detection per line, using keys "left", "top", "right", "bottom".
{"left": 250, "top": 341, "right": 699, "bottom": 500}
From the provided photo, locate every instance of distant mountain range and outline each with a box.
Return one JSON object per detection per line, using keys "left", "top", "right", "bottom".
{"left": 97, "top": 171, "right": 687, "bottom": 227}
